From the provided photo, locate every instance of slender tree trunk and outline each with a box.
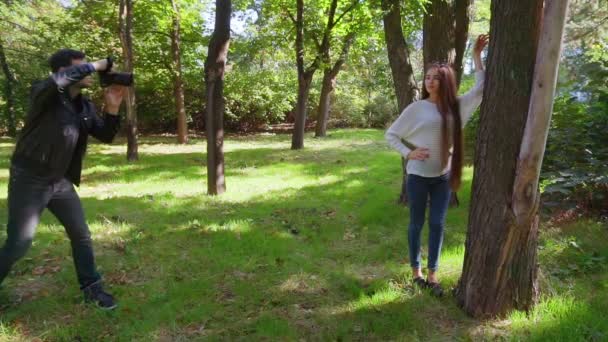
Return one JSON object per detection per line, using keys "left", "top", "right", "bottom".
{"left": 381, "top": 0, "right": 418, "bottom": 205}
{"left": 315, "top": 72, "right": 335, "bottom": 138}
{"left": 292, "top": 70, "right": 314, "bottom": 149}
{"left": 315, "top": 33, "right": 355, "bottom": 137}
{"left": 171, "top": 0, "right": 188, "bottom": 144}
{"left": 513, "top": 0, "right": 569, "bottom": 226}
{"left": 456, "top": 0, "right": 544, "bottom": 319}
{"left": 119, "top": 0, "right": 138, "bottom": 161}
{"left": 453, "top": 0, "right": 472, "bottom": 84}
{"left": 291, "top": 0, "right": 314, "bottom": 150}
{"left": 205, "top": 0, "right": 231, "bottom": 195}
{"left": 0, "top": 40, "right": 16, "bottom": 137}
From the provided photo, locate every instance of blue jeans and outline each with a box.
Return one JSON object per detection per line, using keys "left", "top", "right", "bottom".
{"left": 406, "top": 173, "right": 451, "bottom": 272}
{"left": 0, "top": 166, "right": 101, "bottom": 289}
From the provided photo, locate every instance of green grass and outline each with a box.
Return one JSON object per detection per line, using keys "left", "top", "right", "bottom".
{"left": 0, "top": 129, "right": 605, "bottom": 341}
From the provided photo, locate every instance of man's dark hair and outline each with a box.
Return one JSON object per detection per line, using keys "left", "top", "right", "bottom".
{"left": 48, "top": 49, "right": 86, "bottom": 72}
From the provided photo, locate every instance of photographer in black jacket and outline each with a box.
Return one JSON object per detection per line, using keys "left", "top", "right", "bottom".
{"left": 0, "top": 49, "right": 127, "bottom": 310}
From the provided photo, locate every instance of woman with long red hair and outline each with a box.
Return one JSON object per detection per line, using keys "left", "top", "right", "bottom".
{"left": 386, "top": 34, "right": 488, "bottom": 296}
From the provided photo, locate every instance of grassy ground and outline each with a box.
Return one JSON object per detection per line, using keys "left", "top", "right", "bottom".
{"left": 0, "top": 129, "right": 605, "bottom": 341}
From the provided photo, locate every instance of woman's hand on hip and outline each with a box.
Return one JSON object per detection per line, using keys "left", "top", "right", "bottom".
{"left": 408, "top": 148, "right": 430, "bottom": 161}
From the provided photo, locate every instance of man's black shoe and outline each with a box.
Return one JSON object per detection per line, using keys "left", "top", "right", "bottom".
{"left": 82, "top": 281, "right": 117, "bottom": 310}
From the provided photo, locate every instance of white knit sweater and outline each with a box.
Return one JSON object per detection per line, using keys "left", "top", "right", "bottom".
{"left": 385, "top": 71, "right": 485, "bottom": 177}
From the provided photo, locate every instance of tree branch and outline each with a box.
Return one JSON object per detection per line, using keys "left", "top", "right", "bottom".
{"left": 329, "top": 32, "right": 355, "bottom": 77}
{"left": 332, "top": 0, "right": 359, "bottom": 27}
{"left": 285, "top": 9, "right": 297, "bottom": 25}
{"left": 0, "top": 17, "right": 36, "bottom": 34}
{"left": 2, "top": 46, "right": 48, "bottom": 60}
{"left": 311, "top": 31, "right": 322, "bottom": 50}
{"left": 566, "top": 15, "right": 608, "bottom": 43}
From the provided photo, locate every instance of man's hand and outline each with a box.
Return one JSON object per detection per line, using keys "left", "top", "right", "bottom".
{"left": 92, "top": 58, "right": 112, "bottom": 72}
{"left": 104, "top": 85, "right": 127, "bottom": 115}
{"left": 407, "top": 147, "right": 430, "bottom": 161}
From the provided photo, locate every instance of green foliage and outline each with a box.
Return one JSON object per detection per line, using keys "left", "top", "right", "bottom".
{"left": 542, "top": 43, "right": 608, "bottom": 214}
{"left": 224, "top": 66, "right": 297, "bottom": 130}
{"left": 0, "top": 0, "right": 73, "bottom": 128}
{"left": 0, "top": 0, "right": 605, "bottom": 143}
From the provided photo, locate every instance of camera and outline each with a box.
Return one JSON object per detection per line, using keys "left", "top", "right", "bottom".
{"left": 98, "top": 57, "right": 134, "bottom": 87}
{"left": 99, "top": 72, "right": 134, "bottom": 87}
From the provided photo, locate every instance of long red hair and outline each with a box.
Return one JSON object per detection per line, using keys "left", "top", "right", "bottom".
{"left": 421, "top": 63, "right": 464, "bottom": 191}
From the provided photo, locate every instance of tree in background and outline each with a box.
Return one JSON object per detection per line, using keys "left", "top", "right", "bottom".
{"left": 314, "top": 0, "right": 371, "bottom": 137}
{"left": 205, "top": 0, "right": 231, "bottom": 195}
{"left": 170, "top": 0, "right": 188, "bottom": 144}
{"left": 290, "top": 0, "right": 317, "bottom": 149}
{"left": 119, "top": 0, "right": 139, "bottom": 161}
{"left": 313, "top": 32, "right": 355, "bottom": 138}
{"left": 277, "top": 0, "right": 360, "bottom": 149}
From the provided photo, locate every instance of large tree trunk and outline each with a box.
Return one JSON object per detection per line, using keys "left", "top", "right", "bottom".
{"left": 204, "top": 0, "right": 231, "bottom": 195}
{"left": 381, "top": 0, "right": 418, "bottom": 205}
{"left": 0, "top": 39, "right": 16, "bottom": 137}
{"left": 171, "top": 0, "right": 188, "bottom": 144}
{"left": 456, "top": 0, "right": 544, "bottom": 319}
{"left": 314, "top": 33, "right": 355, "bottom": 138}
{"left": 119, "top": 0, "right": 138, "bottom": 161}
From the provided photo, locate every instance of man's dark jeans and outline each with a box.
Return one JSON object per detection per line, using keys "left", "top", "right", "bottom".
{"left": 0, "top": 166, "right": 100, "bottom": 288}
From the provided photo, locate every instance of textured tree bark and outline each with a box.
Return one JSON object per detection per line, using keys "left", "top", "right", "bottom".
{"left": 0, "top": 40, "right": 16, "bottom": 136}
{"left": 204, "top": 0, "right": 231, "bottom": 195}
{"left": 119, "top": 0, "right": 138, "bottom": 161}
{"left": 171, "top": 0, "right": 188, "bottom": 144}
{"left": 423, "top": 0, "right": 456, "bottom": 68}
{"left": 423, "top": 0, "right": 472, "bottom": 84}
{"left": 456, "top": 0, "right": 544, "bottom": 319}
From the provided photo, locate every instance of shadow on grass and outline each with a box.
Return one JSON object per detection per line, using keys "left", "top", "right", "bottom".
{"left": 0, "top": 142, "right": 478, "bottom": 340}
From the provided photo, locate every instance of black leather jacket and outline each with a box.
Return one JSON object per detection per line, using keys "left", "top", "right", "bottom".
{"left": 11, "top": 63, "right": 120, "bottom": 186}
